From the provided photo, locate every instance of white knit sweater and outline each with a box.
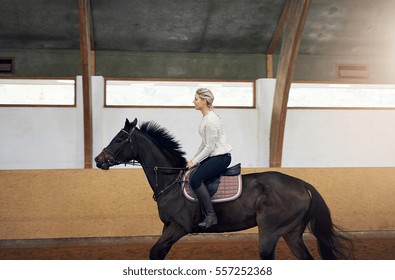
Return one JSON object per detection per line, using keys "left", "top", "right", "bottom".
{"left": 192, "top": 111, "right": 233, "bottom": 165}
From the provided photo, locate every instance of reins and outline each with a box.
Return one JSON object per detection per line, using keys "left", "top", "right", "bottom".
{"left": 125, "top": 160, "right": 186, "bottom": 201}
{"left": 102, "top": 127, "right": 187, "bottom": 202}
{"left": 152, "top": 169, "right": 184, "bottom": 201}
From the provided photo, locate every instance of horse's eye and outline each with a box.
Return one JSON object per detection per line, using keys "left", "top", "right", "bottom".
{"left": 115, "top": 138, "right": 123, "bottom": 143}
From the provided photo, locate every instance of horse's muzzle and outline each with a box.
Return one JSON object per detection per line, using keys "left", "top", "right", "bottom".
{"left": 94, "top": 152, "right": 112, "bottom": 170}
{"left": 96, "top": 162, "right": 110, "bottom": 170}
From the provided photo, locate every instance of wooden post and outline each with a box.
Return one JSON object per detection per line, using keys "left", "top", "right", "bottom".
{"left": 269, "top": 0, "right": 311, "bottom": 167}
{"left": 78, "top": 0, "right": 93, "bottom": 168}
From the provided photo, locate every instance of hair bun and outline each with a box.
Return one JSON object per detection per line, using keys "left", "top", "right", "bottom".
{"left": 196, "top": 88, "right": 214, "bottom": 108}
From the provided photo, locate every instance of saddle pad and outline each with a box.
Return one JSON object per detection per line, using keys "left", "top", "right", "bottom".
{"left": 182, "top": 171, "right": 242, "bottom": 203}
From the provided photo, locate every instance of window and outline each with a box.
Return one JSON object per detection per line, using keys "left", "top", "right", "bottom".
{"left": 0, "top": 78, "right": 76, "bottom": 106}
{"left": 105, "top": 79, "right": 255, "bottom": 108}
{"left": 288, "top": 83, "right": 395, "bottom": 108}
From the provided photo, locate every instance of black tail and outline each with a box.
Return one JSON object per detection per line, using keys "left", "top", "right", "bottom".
{"left": 304, "top": 184, "right": 353, "bottom": 260}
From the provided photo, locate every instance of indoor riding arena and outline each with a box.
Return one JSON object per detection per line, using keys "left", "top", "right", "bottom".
{"left": 1, "top": 0, "right": 395, "bottom": 264}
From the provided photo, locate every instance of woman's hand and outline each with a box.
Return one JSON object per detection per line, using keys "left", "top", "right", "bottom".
{"left": 186, "top": 160, "right": 195, "bottom": 169}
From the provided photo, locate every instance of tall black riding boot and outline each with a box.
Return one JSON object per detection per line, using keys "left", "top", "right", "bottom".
{"left": 194, "top": 184, "right": 218, "bottom": 228}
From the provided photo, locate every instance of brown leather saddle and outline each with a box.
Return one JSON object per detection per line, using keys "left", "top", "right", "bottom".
{"left": 182, "top": 163, "right": 242, "bottom": 203}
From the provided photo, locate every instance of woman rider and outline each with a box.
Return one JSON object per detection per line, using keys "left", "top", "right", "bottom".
{"left": 186, "top": 88, "right": 232, "bottom": 228}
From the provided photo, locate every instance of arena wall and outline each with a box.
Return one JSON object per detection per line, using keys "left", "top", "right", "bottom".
{"left": 1, "top": 167, "right": 394, "bottom": 240}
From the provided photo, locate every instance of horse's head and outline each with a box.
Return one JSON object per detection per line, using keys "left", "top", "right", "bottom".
{"left": 95, "top": 118, "right": 138, "bottom": 170}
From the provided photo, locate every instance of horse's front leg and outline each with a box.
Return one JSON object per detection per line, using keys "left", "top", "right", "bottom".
{"left": 149, "top": 222, "right": 188, "bottom": 260}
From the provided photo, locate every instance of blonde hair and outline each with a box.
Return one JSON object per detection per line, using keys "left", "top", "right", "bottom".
{"left": 196, "top": 88, "right": 214, "bottom": 109}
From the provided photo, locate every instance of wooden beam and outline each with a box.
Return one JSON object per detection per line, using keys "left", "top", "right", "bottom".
{"left": 266, "top": 0, "right": 290, "bottom": 78}
{"left": 87, "top": 0, "right": 95, "bottom": 75}
{"left": 90, "top": 50, "right": 96, "bottom": 76}
{"left": 267, "top": 0, "right": 291, "bottom": 55}
{"left": 78, "top": 0, "right": 93, "bottom": 168}
{"left": 87, "top": 0, "right": 95, "bottom": 51}
{"left": 269, "top": 0, "right": 311, "bottom": 167}
{"left": 266, "top": 54, "right": 273, "bottom": 78}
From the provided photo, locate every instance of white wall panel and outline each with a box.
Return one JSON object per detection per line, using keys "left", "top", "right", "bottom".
{"left": 282, "top": 109, "right": 395, "bottom": 167}
{"left": 0, "top": 77, "right": 84, "bottom": 169}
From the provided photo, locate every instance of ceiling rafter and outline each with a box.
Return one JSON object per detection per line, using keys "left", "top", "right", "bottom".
{"left": 267, "top": 0, "right": 291, "bottom": 55}
{"left": 87, "top": 0, "right": 96, "bottom": 75}
{"left": 266, "top": 0, "right": 290, "bottom": 78}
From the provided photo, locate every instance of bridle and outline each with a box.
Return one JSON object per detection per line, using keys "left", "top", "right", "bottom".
{"left": 101, "top": 127, "right": 186, "bottom": 201}
{"left": 102, "top": 128, "right": 135, "bottom": 166}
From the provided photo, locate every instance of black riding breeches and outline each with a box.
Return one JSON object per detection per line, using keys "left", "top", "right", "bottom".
{"left": 189, "top": 153, "right": 231, "bottom": 190}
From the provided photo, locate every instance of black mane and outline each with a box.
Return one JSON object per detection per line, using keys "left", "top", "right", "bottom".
{"left": 139, "top": 121, "right": 187, "bottom": 167}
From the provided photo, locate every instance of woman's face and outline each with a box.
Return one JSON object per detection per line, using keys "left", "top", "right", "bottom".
{"left": 193, "top": 93, "right": 206, "bottom": 110}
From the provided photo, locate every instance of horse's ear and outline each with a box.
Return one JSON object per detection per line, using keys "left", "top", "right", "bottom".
{"left": 125, "top": 118, "right": 138, "bottom": 130}
{"left": 131, "top": 118, "right": 138, "bottom": 127}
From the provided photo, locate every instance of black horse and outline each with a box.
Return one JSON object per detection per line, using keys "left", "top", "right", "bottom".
{"left": 95, "top": 118, "right": 351, "bottom": 260}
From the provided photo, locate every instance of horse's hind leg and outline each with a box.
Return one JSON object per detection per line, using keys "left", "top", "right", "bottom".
{"left": 257, "top": 228, "right": 282, "bottom": 260}
{"left": 256, "top": 203, "right": 309, "bottom": 259}
{"left": 149, "top": 222, "right": 187, "bottom": 260}
{"left": 283, "top": 224, "right": 314, "bottom": 260}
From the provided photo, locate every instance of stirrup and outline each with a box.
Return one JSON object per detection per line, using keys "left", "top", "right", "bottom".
{"left": 198, "top": 213, "right": 218, "bottom": 228}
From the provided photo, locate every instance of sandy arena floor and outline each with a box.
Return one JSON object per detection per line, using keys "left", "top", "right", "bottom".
{"left": 0, "top": 232, "right": 394, "bottom": 260}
